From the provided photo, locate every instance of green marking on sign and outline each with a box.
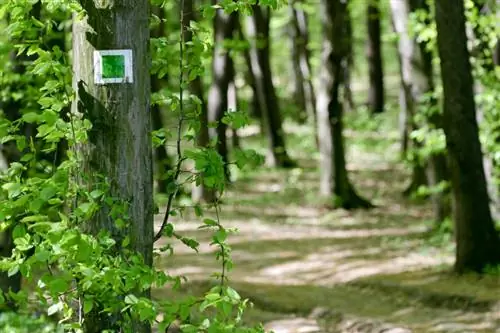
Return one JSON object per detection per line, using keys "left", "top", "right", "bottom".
{"left": 102, "top": 55, "right": 125, "bottom": 79}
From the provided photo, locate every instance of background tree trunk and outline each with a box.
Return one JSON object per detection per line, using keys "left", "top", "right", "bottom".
{"left": 390, "top": 0, "right": 450, "bottom": 224}
{"left": 342, "top": 8, "right": 355, "bottom": 113}
{"left": 184, "top": 0, "right": 215, "bottom": 203}
{"left": 366, "top": 0, "right": 385, "bottom": 114}
{"left": 151, "top": 5, "right": 172, "bottom": 194}
{"left": 434, "top": 0, "right": 500, "bottom": 273}
{"left": 246, "top": 5, "right": 295, "bottom": 168}
{"left": 317, "top": 0, "right": 372, "bottom": 209}
{"left": 207, "top": 7, "right": 238, "bottom": 181}
{"left": 72, "top": 1, "right": 153, "bottom": 331}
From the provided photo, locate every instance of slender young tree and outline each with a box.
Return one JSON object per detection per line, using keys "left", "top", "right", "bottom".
{"left": 317, "top": 0, "right": 372, "bottom": 209}
{"left": 187, "top": 0, "right": 215, "bottom": 203}
{"left": 207, "top": 6, "right": 238, "bottom": 181}
{"left": 246, "top": 5, "right": 295, "bottom": 168}
{"left": 390, "top": 0, "right": 449, "bottom": 224}
{"left": 342, "top": 6, "right": 355, "bottom": 113}
{"left": 72, "top": 1, "right": 153, "bottom": 331}
{"left": 366, "top": 0, "right": 384, "bottom": 114}
{"left": 289, "top": 0, "right": 316, "bottom": 123}
{"left": 151, "top": 5, "right": 173, "bottom": 194}
{"left": 434, "top": 0, "right": 500, "bottom": 273}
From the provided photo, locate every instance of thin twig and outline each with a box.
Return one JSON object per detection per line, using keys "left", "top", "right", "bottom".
{"left": 154, "top": 0, "right": 186, "bottom": 243}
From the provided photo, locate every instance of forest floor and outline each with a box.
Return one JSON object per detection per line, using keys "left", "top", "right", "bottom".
{"left": 153, "top": 112, "right": 500, "bottom": 333}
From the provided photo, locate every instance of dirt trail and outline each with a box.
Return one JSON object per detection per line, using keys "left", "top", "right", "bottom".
{"left": 154, "top": 128, "right": 500, "bottom": 333}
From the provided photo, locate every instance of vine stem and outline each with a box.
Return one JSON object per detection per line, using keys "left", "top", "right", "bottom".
{"left": 154, "top": 0, "right": 186, "bottom": 242}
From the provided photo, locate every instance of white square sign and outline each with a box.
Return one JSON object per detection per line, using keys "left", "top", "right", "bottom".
{"left": 94, "top": 49, "right": 133, "bottom": 84}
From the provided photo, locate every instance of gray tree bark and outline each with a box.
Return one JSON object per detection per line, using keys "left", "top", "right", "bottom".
{"left": 434, "top": 0, "right": 500, "bottom": 273}
{"left": 246, "top": 5, "right": 295, "bottom": 168}
{"left": 72, "top": 1, "right": 153, "bottom": 331}
{"left": 187, "top": 0, "right": 216, "bottom": 203}
{"left": 390, "top": 0, "right": 450, "bottom": 224}
{"left": 317, "top": 0, "right": 372, "bottom": 209}
{"left": 207, "top": 6, "right": 238, "bottom": 181}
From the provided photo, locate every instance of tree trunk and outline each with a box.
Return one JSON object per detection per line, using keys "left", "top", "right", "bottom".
{"left": 366, "top": 0, "right": 385, "bottom": 114}
{"left": 289, "top": 0, "right": 308, "bottom": 123}
{"left": 342, "top": 8, "right": 355, "bottom": 113}
{"left": 469, "top": 0, "right": 500, "bottom": 221}
{"left": 188, "top": 0, "right": 215, "bottom": 203}
{"left": 390, "top": 0, "right": 450, "bottom": 223}
{"left": 72, "top": 1, "right": 153, "bottom": 331}
{"left": 246, "top": 5, "right": 295, "bottom": 168}
{"left": 317, "top": 0, "right": 372, "bottom": 209}
{"left": 227, "top": 59, "right": 240, "bottom": 150}
{"left": 207, "top": 6, "right": 237, "bottom": 181}
{"left": 151, "top": 5, "right": 172, "bottom": 194}
{"left": 289, "top": 0, "right": 317, "bottom": 126}
{"left": 434, "top": 0, "right": 500, "bottom": 273}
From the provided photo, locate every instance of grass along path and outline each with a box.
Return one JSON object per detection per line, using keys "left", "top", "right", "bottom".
{"left": 153, "top": 117, "right": 500, "bottom": 333}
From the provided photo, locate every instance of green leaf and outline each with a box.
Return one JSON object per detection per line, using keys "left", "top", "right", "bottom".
{"left": 203, "top": 218, "right": 218, "bottom": 226}
{"left": 124, "top": 294, "right": 139, "bottom": 305}
{"left": 226, "top": 286, "right": 241, "bottom": 302}
{"left": 47, "top": 302, "right": 63, "bottom": 316}
{"left": 22, "top": 112, "right": 39, "bottom": 123}
{"left": 84, "top": 298, "right": 94, "bottom": 314}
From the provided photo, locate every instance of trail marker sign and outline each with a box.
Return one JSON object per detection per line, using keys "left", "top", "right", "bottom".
{"left": 94, "top": 49, "right": 133, "bottom": 84}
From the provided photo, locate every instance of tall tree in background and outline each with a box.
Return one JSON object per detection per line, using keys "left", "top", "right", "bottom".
{"left": 289, "top": 0, "right": 316, "bottom": 123}
{"left": 247, "top": 5, "right": 295, "bottom": 168}
{"left": 366, "top": 0, "right": 384, "bottom": 114}
{"left": 342, "top": 6, "right": 355, "bottom": 113}
{"left": 151, "top": 5, "right": 172, "bottom": 194}
{"left": 434, "top": 0, "right": 500, "bottom": 273}
{"left": 390, "top": 0, "right": 449, "bottom": 224}
{"left": 316, "top": 0, "right": 372, "bottom": 209}
{"left": 185, "top": 0, "right": 215, "bottom": 203}
{"left": 207, "top": 6, "right": 238, "bottom": 181}
{"left": 72, "top": 1, "right": 153, "bottom": 331}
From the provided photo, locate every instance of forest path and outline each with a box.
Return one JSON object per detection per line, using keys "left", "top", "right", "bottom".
{"left": 154, "top": 122, "right": 500, "bottom": 333}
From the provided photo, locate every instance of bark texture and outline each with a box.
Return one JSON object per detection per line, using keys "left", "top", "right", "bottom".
{"left": 434, "top": 0, "right": 500, "bottom": 273}
{"left": 390, "top": 0, "right": 450, "bottom": 224}
{"left": 72, "top": 1, "right": 153, "bottom": 331}
{"left": 366, "top": 0, "right": 385, "bottom": 114}
{"left": 247, "top": 5, "right": 295, "bottom": 168}
{"left": 207, "top": 7, "right": 238, "bottom": 181}
{"left": 151, "top": 5, "right": 172, "bottom": 194}
{"left": 289, "top": 0, "right": 316, "bottom": 123}
{"left": 316, "top": 0, "right": 372, "bottom": 209}
{"left": 187, "top": 0, "right": 215, "bottom": 203}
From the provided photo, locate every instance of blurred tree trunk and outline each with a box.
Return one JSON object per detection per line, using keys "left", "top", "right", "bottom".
{"left": 434, "top": 0, "right": 500, "bottom": 273}
{"left": 246, "top": 5, "right": 295, "bottom": 168}
{"left": 289, "top": 0, "right": 316, "bottom": 123}
{"left": 72, "top": 1, "right": 153, "bottom": 331}
{"left": 186, "top": 0, "right": 215, "bottom": 203}
{"left": 366, "top": 0, "right": 385, "bottom": 114}
{"left": 227, "top": 58, "right": 240, "bottom": 149}
{"left": 469, "top": 0, "right": 500, "bottom": 221}
{"left": 317, "top": 0, "right": 372, "bottom": 209}
{"left": 390, "top": 0, "right": 450, "bottom": 224}
{"left": 342, "top": 8, "right": 355, "bottom": 113}
{"left": 208, "top": 6, "right": 238, "bottom": 181}
{"left": 151, "top": 5, "right": 173, "bottom": 194}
